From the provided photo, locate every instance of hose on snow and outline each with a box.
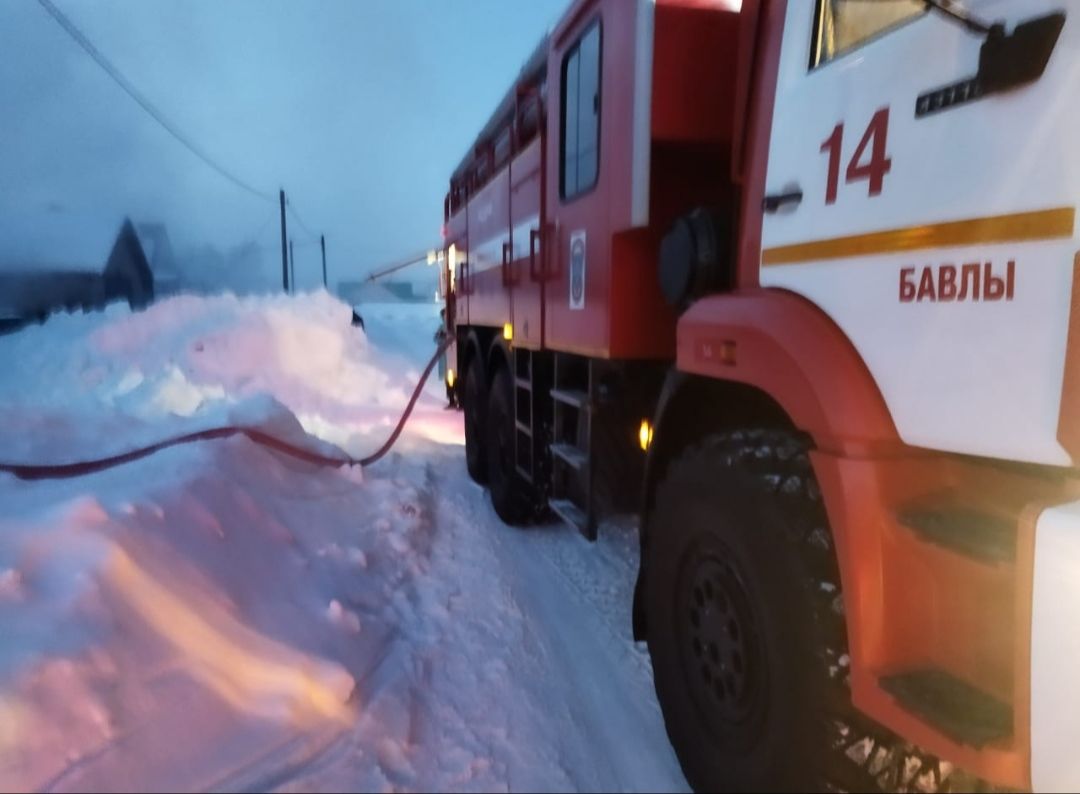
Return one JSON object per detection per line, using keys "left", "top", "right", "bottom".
{"left": 0, "top": 336, "right": 454, "bottom": 481}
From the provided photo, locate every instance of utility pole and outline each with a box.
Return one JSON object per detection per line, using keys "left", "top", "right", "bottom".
{"left": 279, "top": 189, "right": 289, "bottom": 292}
{"left": 320, "top": 235, "right": 327, "bottom": 290}
{"left": 289, "top": 239, "right": 295, "bottom": 293}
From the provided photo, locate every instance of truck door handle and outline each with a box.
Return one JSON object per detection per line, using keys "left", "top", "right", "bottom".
{"left": 501, "top": 241, "right": 513, "bottom": 287}
{"left": 762, "top": 189, "right": 803, "bottom": 213}
{"left": 529, "top": 228, "right": 543, "bottom": 281}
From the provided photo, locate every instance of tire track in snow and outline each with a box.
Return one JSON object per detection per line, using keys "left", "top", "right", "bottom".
{"left": 432, "top": 458, "right": 688, "bottom": 793}
{"left": 273, "top": 453, "right": 519, "bottom": 792}
{"left": 241, "top": 445, "right": 686, "bottom": 793}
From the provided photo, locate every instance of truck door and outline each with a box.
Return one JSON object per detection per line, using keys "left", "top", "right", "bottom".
{"left": 466, "top": 155, "right": 512, "bottom": 331}
{"left": 445, "top": 185, "right": 468, "bottom": 329}
{"left": 760, "top": 0, "right": 1078, "bottom": 465}
{"left": 509, "top": 91, "right": 545, "bottom": 349}
{"left": 546, "top": 6, "right": 609, "bottom": 356}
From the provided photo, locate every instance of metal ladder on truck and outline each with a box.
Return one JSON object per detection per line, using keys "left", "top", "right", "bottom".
{"left": 514, "top": 349, "right": 650, "bottom": 541}
{"left": 547, "top": 354, "right": 597, "bottom": 540}
{"left": 512, "top": 348, "right": 597, "bottom": 540}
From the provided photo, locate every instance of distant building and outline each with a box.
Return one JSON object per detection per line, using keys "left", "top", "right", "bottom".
{"left": 174, "top": 239, "right": 270, "bottom": 296}
{"left": 0, "top": 218, "right": 155, "bottom": 333}
{"left": 0, "top": 270, "right": 104, "bottom": 331}
{"left": 135, "top": 222, "right": 181, "bottom": 297}
{"left": 338, "top": 278, "right": 437, "bottom": 306}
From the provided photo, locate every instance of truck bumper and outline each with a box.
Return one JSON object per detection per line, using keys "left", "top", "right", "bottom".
{"left": 1032, "top": 499, "right": 1080, "bottom": 792}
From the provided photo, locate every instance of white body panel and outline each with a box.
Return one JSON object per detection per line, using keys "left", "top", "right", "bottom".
{"left": 761, "top": 1, "right": 1080, "bottom": 466}
{"left": 510, "top": 214, "right": 542, "bottom": 261}
{"left": 470, "top": 234, "right": 506, "bottom": 275}
{"left": 1032, "top": 499, "right": 1080, "bottom": 792}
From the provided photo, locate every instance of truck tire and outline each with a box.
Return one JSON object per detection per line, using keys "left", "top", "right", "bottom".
{"left": 463, "top": 361, "right": 487, "bottom": 484}
{"left": 644, "top": 429, "right": 948, "bottom": 793}
{"left": 486, "top": 368, "right": 531, "bottom": 525}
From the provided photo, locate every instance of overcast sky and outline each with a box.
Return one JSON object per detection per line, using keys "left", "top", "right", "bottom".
{"left": 0, "top": 0, "right": 566, "bottom": 289}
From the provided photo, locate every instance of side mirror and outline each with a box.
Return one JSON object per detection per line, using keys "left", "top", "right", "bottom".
{"left": 978, "top": 12, "right": 1065, "bottom": 94}
{"left": 916, "top": 10, "right": 1066, "bottom": 117}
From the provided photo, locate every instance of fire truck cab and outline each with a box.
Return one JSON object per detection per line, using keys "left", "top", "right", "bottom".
{"left": 440, "top": 0, "right": 1080, "bottom": 790}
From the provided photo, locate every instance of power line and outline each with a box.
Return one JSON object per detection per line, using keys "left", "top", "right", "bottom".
{"left": 226, "top": 208, "right": 280, "bottom": 252}
{"left": 35, "top": 0, "right": 276, "bottom": 204}
{"left": 286, "top": 200, "right": 319, "bottom": 241}
{"left": 248, "top": 208, "right": 280, "bottom": 243}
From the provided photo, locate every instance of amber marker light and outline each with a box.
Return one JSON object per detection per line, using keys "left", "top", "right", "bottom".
{"left": 639, "top": 419, "right": 654, "bottom": 451}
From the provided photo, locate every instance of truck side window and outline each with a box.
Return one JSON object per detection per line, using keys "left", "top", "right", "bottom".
{"left": 811, "top": 0, "right": 924, "bottom": 68}
{"left": 560, "top": 21, "right": 601, "bottom": 200}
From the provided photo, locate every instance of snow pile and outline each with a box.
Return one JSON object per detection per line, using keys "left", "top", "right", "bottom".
{"left": 0, "top": 290, "right": 456, "bottom": 463}
{"left": 0, "top": 291, "right": 461, "bottom": 790}
{"left": 0, "top": 291, "right": 685, "bottom": 792}
{"left": 88, "top": 291, "right": 412, "bottom": 419}
{"left": 0, "top": 435, "right": 441, "bottom": 790}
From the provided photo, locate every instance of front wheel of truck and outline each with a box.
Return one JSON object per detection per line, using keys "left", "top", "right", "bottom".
{"left": 643, "top": 429, "right": 955, "bottom": 792}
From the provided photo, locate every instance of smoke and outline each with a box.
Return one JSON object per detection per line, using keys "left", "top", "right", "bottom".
{"left": 0, "top": 0, "right": 566, "bottom": 291}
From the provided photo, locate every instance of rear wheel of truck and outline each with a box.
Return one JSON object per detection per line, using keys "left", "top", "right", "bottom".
{"left": 486, "top": 368, "right": 532, "bottom": 525}
{"left": 644, "top": 429, "right": 947, "bottom": 793}
{"left": 463, "top": 360, "right": 487, "bottom": 484}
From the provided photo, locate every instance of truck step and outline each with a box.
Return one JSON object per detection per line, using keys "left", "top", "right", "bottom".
{"left": 880, "top": 669, "right": 1012, "bottom": 748}
{"left": 550, "top": 442, "right": 587, "bottom": 470}
{"left": 549, "top": 498, "right": 595, "bottom": 540}
{"left": 897, "top": 505, "right": 1015, "bottom": 564}
{"left": 550, "top": 388, "right": 589, "bottom": 411}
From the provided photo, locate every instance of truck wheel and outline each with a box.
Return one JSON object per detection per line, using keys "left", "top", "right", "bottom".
{"left": 463, "top": 361, "right": 487, "bottom": 483}
{"left": 486, "top": 368, "right": 531, "bottom": 524}
{"left": 644, "top": 429, "right": 883, "bottom": 792}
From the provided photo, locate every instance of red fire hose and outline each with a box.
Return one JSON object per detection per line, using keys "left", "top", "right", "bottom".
{"left": 0, "top": 337, "right": 453, "bottom": 482}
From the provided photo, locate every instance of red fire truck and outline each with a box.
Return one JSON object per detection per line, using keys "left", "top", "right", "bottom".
{"left": 439, "top": 0, "right": 1078, "bottom": 789}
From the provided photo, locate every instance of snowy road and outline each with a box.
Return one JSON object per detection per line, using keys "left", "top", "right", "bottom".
{"left": 0, "top": 293, "right": 688, "bottom": 792}
{"left": 266, "top": 449, "right": 687, "bottom": 793}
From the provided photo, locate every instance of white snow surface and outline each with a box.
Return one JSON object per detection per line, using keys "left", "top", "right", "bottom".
{"left": 0, "top": 292, "right": 686, "bottom": 792}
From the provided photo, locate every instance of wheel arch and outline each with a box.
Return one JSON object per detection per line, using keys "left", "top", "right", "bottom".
{"left": 634, "top": 288, "right": 902, "bottom": 642}
{"left": 458, "top": 328, "right": 484, "bottom": 382}
{"left": 675, "top": 289, "right": 899, "bottom": 454}
{"left": 454, "top": 326, "right": 509, "bottom": 388}
{"left": 634, "top": 372, "right": 798, "bottom": 640}
{"left": 486, "top": 335, "right": 511, "bottom": 385}
{"left": 460, "top": 326, "right": 508, "bottom": 385}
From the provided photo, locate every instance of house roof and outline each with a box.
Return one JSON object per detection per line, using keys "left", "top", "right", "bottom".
{"left": 0, "top": 208, "right": 126, "bottom": 274}
{"left": 0, "top": 270, "right": 105, "bottom": 318}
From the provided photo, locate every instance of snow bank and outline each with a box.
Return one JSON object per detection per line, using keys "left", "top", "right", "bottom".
{"left": 0, "top": 291, "right": 686, "bottom": 792}
{"left": 0, "top": 290, "right": 457, "bottom": 463}
{"left": 0, "top": 290, "right": 461, "bottom": 790}
{"left": 0, "top": 436, "right": 440, "bottom": 790}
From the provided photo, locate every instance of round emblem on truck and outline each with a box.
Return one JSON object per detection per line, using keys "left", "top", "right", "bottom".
{"left": 569, "top": 232, "right": 586, "bottom": 310}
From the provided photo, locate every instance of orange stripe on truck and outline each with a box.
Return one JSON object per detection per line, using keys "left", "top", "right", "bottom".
{"left": 762, "top": 207, "right": 1075, "bottom": 266}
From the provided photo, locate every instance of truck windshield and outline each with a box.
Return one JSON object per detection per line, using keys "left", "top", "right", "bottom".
{"left": 812, "top": 0, "right": 925, "bottom": 68}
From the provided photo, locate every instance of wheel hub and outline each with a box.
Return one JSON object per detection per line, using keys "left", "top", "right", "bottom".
{"left": 679, "top": 555, "right": 762, "bottom": 728}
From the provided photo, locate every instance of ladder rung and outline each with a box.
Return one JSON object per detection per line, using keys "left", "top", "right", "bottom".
{"left": 896, "top": 505, "right": 1015, "bottom": 564}
{"left": 515, "top": 377, "right": 531, "bottom": 390}
{"left": 549, "top": 498, "right": 591, "bottom": 535}
{"left": 515, "top": 420, "right": 532, "bottom": 435}
{"left": 515, "top": 464, "right": 533, "bottom": 483}
{"left": 880, "top": 669, "right": 1012, "bottom": 748}
{"left": 551, "top": 388, "right": 589, "bottom": 410}
{"left": 550, "top": 442, "right": 587, "bottom": 470}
